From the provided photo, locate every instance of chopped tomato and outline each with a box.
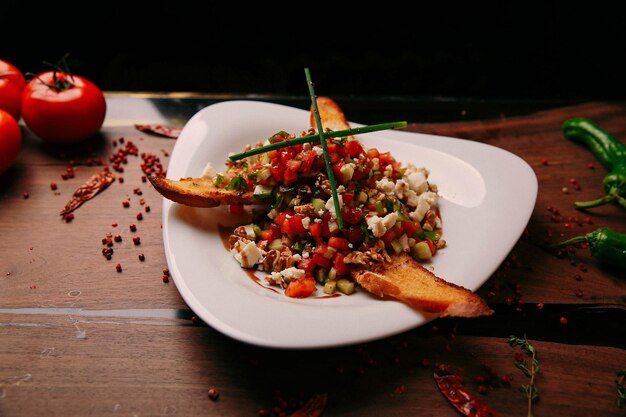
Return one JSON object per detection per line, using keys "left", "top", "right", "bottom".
{"left": 381, "top": 228, "right": 397, "bottom": 246}
{"left": 341, "top": 207, "right": 363, "bottom": 225}
{"left": 270, "top": 163, "right": 284, "bottom": 182}
{"left": 367, "top": 148, "right": 380, "bottom": 158}
{"left": 332, "top": 161, "right": 344, "bottom": 182}
{"left": 282, "top": 214, "right": 306, "bottom": 235}
{"left": 283, "top": 167, "right": 299, "bottom": 185}
{"left": 346, "top": 226, "right": 365, "bottom": 243}
{"left": 378, "top": 152, "right": 394, "bottom": 165}
{"left": 328, "top": 236, "right": 350, "bottom": 251}
{"left": 270, "top": 224, "right": 282, "bottom": 240}
{"left": 300, "top": 151, "right": 317, "bottom": 173}
{"left": 401, "top": 221, "right": 421, "bottom": 236}
{"left": 309, "top": 223, "right": 322, "bottom": 238}
{"left": 342, "top": 192, "right": 354, "bottom": 205}
{"left": 260, "top": 229, "right": 273, "bottom": 241}
{"left": 286, "top": 159, "right": 302, "bottom": 171}
{"left": 275, "top": 212, "right": 289, "bottom": 227}
{"left": 333, "top": 253, "right": 349, "bottom": 275}
{"left": 297, "top": 257, "right": 316, "bottom": 271}
{"left": 426, "top": 238, "right": 437, "bottom": 256}
{"left": 311, "top": 253, "right": 331, "bottom": 268}
{"left": 285, "top": 277, "right": 317, "bottom": 298}
{"left": 345, "top": 139, "right": 364, "bottom": 157}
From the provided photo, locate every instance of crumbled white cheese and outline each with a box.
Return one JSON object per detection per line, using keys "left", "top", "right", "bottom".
{"left": 242, "top": 224, "right": 256, "bottom": 240}
{"left": 383, "top": 164, "right": 393, "bottom": 177}
{"left": 232, "top": 241, "right": 264, "bottom": 268}
{"left": 399, "top": 233, "right": 409, "bottom": 251}
{"left": 270, "top": 267, "right": 305, "bottom": 284}
{"left": 394, "top": 179, "right": 410, "bottom": 199}
{"left": 303, "top": 143, "right": 312, "bottom": 151}
{"left": 301, "top": 217, "right": 311, "bottom": 230}
{"left": 405, "top": 189, "right": 419, "bottom": 207}
{"left": 409, "top": 192, "right": 437, "bottom": 223}
{"left": 292, "top": 254, "right": 302, "bottom": 261}
{"left": 366, "top": 212, "right": 397, "bottom": 237}
{"left": 312, "top": 146, "right": 323, "bottom": 156}
{"left": 406, "top": 171, "right": 429, "bottom": 194}
{"left": 376, "top": 178, "right": 395, "bottom": 194}
{"left": 366, "top": 216, "right": 386, "bottom": 237}
{"left": 325, "top": 195, "right": 344, "bottom": 213}
{"left": 336, "top": 185, "right": 346, "bottom": 193}
{"left": 381, "top": 212, "right": 398, "bottom": 229}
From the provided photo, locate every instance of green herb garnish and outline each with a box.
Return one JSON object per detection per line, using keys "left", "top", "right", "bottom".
{"left": 617, "top": 369, "right": 626, "bottom": 408}
{"left": 225, "top": 174, "right": 249, "bottom": 191}
{"left": 305, "top": 68, "right": 344, "bottom": 229}
{"left": 228, "top": 122, "right": 406, "bottom": 162}
{"left": 508, "top": 335, "right": 540, "bottom": 417}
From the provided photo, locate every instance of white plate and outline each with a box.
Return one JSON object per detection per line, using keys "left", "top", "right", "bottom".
{"left": 162, "top": 101, "right": 537, "bottom": 349}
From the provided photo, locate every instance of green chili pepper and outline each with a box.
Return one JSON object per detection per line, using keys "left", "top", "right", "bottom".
{"left": 562, "top": 117, "right": 626, "bottom": 209}
{"left": 548, "top": 227, "right": 626, "bottom": 270}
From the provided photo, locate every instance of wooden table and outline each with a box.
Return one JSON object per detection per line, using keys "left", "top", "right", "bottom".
{"left": 1, "top": 95, "right": 624, "bottom": 417}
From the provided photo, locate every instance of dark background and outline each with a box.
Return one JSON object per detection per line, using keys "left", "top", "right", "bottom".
{"left": 3, "top": 2, "right": 626, "bottom": 100}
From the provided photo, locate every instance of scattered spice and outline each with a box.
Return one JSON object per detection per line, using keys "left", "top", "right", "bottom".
{"left": 60, "top": 170, "right": 115, "bottom": 216}
{"left": 138, "top": 253, "right": 145, "bottom": 261}
{"left": 129, "top": 224, "right": 137, "bottom": 232}
{"left": 114, "top": 235, "right": 122, "bottom": 242}
{"left": 50, "top": 182, "right": 57, "bottom": 191}
{"left": 559, "top": 316, "right": 568, "bottom": 325}
{"left": 133, "top": 236, "right": 141, "bottom": 245}
{"left": 23, "top": 192, "right": 29, "bottom": 199}
{"left": 434, "top": 365, "right": 498, "bottom": 417}
{"left": 135, "top": 123, "right": 182, "bottom": 139}
{"left": 207, "top": 388, "right": 219, "bottom": 401}
{"left": 63, "top": 213, "right": 75, "bottom": 223}
{"left": 136, "top": 212, "right": 143, "bottom": 221}
{"left": 162, "top": 275, "right": 169, "bottom": 283}
{"left": 122, "top": 200, "right": 130, "bottom": 208}
{"left": 508, "top": 335, "right": 539, "bottom": 417}
{"left": 115, "top": 263, "right": 122, "bottom": 272}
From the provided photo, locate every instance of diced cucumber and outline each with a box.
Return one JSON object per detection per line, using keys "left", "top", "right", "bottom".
{"left": 268, "top": 239, "right": 283, "bottom": 251}
{"left": 311, "top": 198, "right": 325, "bottom": 213}
{"left": 340, "top": 164, "right": 355, "bottom": 182}
{"left": 328, "top": 220, "right": 339, "bottom": 234}
{"left": 324, "top": 280, "right": 337, "bottom": 294}
{"left": 253, "top": 184, "right": 274, "bottom": 198}
{"left": 315, "top": 268, "right": 328, "bottom": 283}
{"left": 375, "top": 201, "right": 386, "bottom": 215}
{"left": 337, "top": 278, "right": 355, "bottom": 295}
{"left": 260, "top": 153, "right": 271, "bottom": 165}
{"left": 390, "top": 239, "right": 403, "bottom": 255}
{"left": 288, "top": 197, "right": 301, "bottom": 208}
{"left": 412, "top": 241, "right": 432, "bottom": 260}
{"left": 252, "top": 224, "right": 262, "bottom": 239}
{"left": 327, "top": 267, "right": 337, "bottom": 281}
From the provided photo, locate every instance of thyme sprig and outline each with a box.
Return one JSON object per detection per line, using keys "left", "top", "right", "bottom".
{"left": 617, "top": 369, "right": 626, "bottom": 408}
{"left": 508, "top": 335, "right": 540, "bottom": 417}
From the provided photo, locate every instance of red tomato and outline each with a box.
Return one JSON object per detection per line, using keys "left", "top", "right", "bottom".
{"left": 0, "top": 60, "right": 26, "bottom": 121}
{"left": 22, "top": 71, "right": 106, "bottom": 144}
{"left": 0, "top": 110, "right": 22, "bottom": 174}
{"left": 328, "top": 236, "right": 350, "bottom": 251}
{"left": 285, "top": 277, "right": 316, "bottom": 298}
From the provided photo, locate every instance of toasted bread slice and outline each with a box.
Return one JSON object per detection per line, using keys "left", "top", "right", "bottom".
{"left": 311, "top": 96, "right": 353, "bottom": 136}
{"left": 148, "top": 176, "right": 254, "bottom": 207}
{"left": 353, "top": 253, "right": 492, "bottom": 318}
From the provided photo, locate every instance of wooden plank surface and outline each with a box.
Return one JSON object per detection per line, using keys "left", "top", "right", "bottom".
{"left": 1, "top": 100, "right": 625, "bottom": 416}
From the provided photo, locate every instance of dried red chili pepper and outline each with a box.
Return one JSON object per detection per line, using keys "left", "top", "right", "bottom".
{"left": 135, "top": 123, "right": 181, "bottom": 139}
{"left": 434, "top": 367, "right": 498, "bottom": 417}
{"left": 60, "top": 170, "right": 115, "bottom": 215}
